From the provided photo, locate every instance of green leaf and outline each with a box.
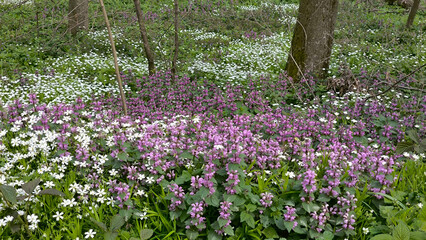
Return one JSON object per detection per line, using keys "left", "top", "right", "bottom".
{"left": 9, "top": 223, "right": 21, "bottom": 233}
{"left": 90, "top": 217, "right": 108, "bottom": 232}
{"left": 207, "top": 230, "right": 222, "bottom": 240}
{"left": 38, "top": 188, "right": 65, "bottom": 197}
{"left": 322, "top": 231, "right": 334, "bottom": 240}
{"left": 246, "top": 204, "right": 257, "bottom": 212}
{"left": 186, "top": 229, "right": 199, "bottom": 240}
{"left": 22, "top": 178, "right": 41, "bottom": 195}
{"left": 175, "top": 171, "right": 191, "bottom": 185}
{"left": 410, "top": 231, "right": 426, "bottom": 240}
{"left": 263, "top": 226, "right": 279, "bottom": 239}
{"left": 240, "top": 211, "right": 255, "bottom": 228}
{"left": 396, "top": 141, "right": 415, "bottom": 154}
{"left": 110, "top": 214, "right": 125, "bottom": 232}
{"left": 407, "top": 130, "right": 419, "bottom": 143}
{"left": 302, "top": 202, "right": 319, "bottom": 213}
{"left": 218, "top": 218, "right": 229, "bottom": 228}
{"left": 104, "top": 231, "right": 118, "bottom": 240}
{"left": 117, "top": 152, "right": 129, "bottom": 161}
{"left": 0, "top": 185, "right": 17, "bottom": 204}
{"left": 139, "top": 229, "right": 154, "bottom": 240}
{"left": 371, "top": 234, "right": 394, "bottom": 240}
{"left": 275, "top": 218, "right": 286, "bottom": 231}
{"left": 393, "top": 222, "right": 410, "bottom": 240}
{"left": 180, "top": 151, "right": 193, "bottom": 159}
{"left": 283, "top": 221, "right": 294, "bottom": 232}
{"left": 205, "top": 192, "right": 220, "bottom": 207}
{"left": 224, "top": 225, "right": 235, "bottom": 236}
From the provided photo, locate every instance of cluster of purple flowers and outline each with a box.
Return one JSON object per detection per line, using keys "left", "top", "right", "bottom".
{"left": 1, "top": 71, "right": 424, "bottom": 237}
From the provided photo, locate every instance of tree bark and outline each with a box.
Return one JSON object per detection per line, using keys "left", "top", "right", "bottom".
{"left": 406, "top": 0, "right": 420, "bottom": 28}
{"left": 98, "top": 0, "right": 128, "bottom": 115}
{"left": 68, "top": 0, "right": 88, "bottom": 35}
{"left": 171, "top": 0, "right": 179, "bottom": 80}
{"left": 133, "top": 0, "right": 156, "bottom": 75}
{"left": 285, "top": 0, "right": 339, "bottom": 81}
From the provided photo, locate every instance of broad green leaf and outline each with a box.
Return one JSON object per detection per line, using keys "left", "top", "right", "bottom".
{"left": 224, "top": 225, "right": 235, "bottom": 236}
{"left": 275, "top": 218, "right": 285, "bottom": 231}
{"left": 410, "top": 231, "right": 426, "bottom": 240}
{"left": 90, "top": 217, "right": 108, "bottom": 232}
{"left": 283, "top": 221, "right": 294, "bottom": 232}
{"left": 22, "top": 178, "right": 41, "bottom": 195}
{"left": 175, "top": 171, "right": 191, "bottom": 185}
{"left": 218, "top": 218, "right": 229, "bottom": 228}
{"left": 208, "top": 230, "right": 222, "bottom": 240}
{"left": 370, "top": 234, "right": 394, "bottom": 240}
{"left": 396, "top": 141, "right": 415, "bottom": 154}
{"left": 118, "top": 152, "right": 129, "bottom": 161}
{"left": 110, "top": 214, "right": 125, "bottom": 232}
{"left": 139, "top": 229, "right": 154, "bottom": 240}
{"left": 180, "top": 151, "right": 193, "bottom": 159}
{"left": 0, "top": 185, "right": 17, "bottom": 204}
{"left": 246, "top": 204, "right": 257, "bottom": 212}
{"left": 186, "top": 229, "right": 199, "bottom": 240}
{"left": 104, "top": 231, "right": 118, "bottom": 240}
{"left": 322, "top": 231, "right": 334, "bottom": 240}
{"left": 38, "top": 188, "right": 65, "bottom": 197}
{"left": 407, "top": 130, "right": 419, "bottom": 143}
{"left": 302, "top": 202, "right": 319, "bottom": 213}
{"left": 263, "top": 226, "right": 279, "bottom": 239}
{"left": 9, "top": 223, "right": 21, "bottom": 233}
{"left": 393, "top": 222, "right": 410, "bottom": 240}
{"left": 240, "top": 211, "right": 255, "bottom": 228}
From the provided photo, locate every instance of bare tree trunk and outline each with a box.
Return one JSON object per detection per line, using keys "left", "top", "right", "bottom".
{"left": 98, "top": 0, "right": 128, "bottom": 115}
{"left": 171, "top": 0, "right": 179, "bottom": 80}
{"left": 68, "top": 0, "right": 88, "bottom": 35}
{"left": 285, "top": 0, "right": 339, "bottom": 81}
{"left": 133, "top": 0, "right": 156, "bottom": 75}
{"left": 406, "top": 0, "right": 421, "bottom": 28}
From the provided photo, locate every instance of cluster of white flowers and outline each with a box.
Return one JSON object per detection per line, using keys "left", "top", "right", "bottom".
{"left": 188, "top": 30, "right": 291, "bottom": 86}
{"left": 27, "top": 214, "right": 40, "bottom": 231}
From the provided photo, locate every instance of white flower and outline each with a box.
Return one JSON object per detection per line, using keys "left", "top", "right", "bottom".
{"left": 362, "top": 227, "right": 369, "bottom": 234}
{"left": 44, "top": 181, "right": 55, "bottom": 188}
{"left": 109, "top": 169, "right": 118, "bottom": 177}
{"left": 29, "top": 223, "right": 38, "bottom": 231}
{"left": 27, "top": 214, "right": 39, "bottom": 224}
{"left": 193, "top": 116, "right": 200, "bottom": 123}
{"left": 137, "top": 173, "right": 145, "bottom": 181}
{"left": 418, "top": 203, "right": 423, "bottom": 208}
{"left": 285, "top": 171, "right": 295, "bottom": 179}
{"left": 135, "top": 189, "right": 147, "bottom": 197}
{"left": 403, "top": 152, "right": 410, "bottom": 157}
{"left": 214, "top": 144, "right": 224, "bottom": 150}
{"left": 4, "top": 215, "right": 14, "bottom": 222}
{"left": 0, "top": 219, "right": 7, "bottom": 227}
{"left": 146, "top": 176, "right": 155, "bottom": 184}
{"left": 53, "top": 211, "right": 64, "bottom": 221}
{"left": 84, "top": 229, "right": 96, "bottom": 239}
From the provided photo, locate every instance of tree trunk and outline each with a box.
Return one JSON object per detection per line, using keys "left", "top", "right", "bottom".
{"left": 406, "top": 0, "right": 420, "bottom": 28}
{"left": 285, "top": 0, "right": 339, "bottom": 81}
{"left": 98, "top": 0, "right": 128, "bottom": 115}
{"left": 68, "top": 0, "right": 88, "bottom": 35}
{"left": 133, "top": 0, "right": 156, "bottom": 75}
{"left": 171, "top": 0, "right": 179, "bottom": 80}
